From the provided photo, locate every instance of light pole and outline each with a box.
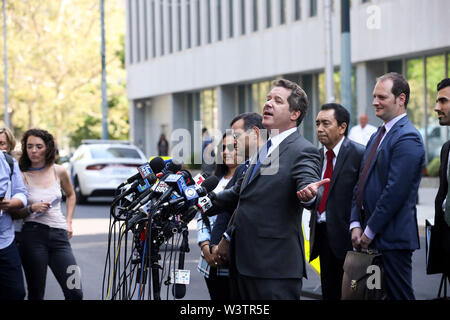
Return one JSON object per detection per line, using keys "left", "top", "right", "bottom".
{"left": 340, "top": 0, "right": 352, "bottom": 116}
{"left": 100, "top": 0, "right": 108, "bottom": 139}
{"left": 2, "top": 0, "right": 9, "bottom": 128}
{"left": 324, "top": 0, "right": 335, "bottom": 103}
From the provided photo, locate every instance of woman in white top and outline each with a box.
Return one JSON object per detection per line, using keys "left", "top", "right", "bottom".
{"left": 12, "top": 129, "right": 82, "bottom": 300}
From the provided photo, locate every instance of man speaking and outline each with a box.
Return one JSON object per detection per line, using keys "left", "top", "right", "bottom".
{"left": 214, "top": 79, "right": 324, "bottom": 300}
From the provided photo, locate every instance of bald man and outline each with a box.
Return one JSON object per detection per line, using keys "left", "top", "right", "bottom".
{"left": 348, "top": 113, "right": 377, "bottom": 146}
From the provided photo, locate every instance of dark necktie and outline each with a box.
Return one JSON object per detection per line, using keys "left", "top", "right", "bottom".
{"left": 318, "top": 149, "right": 335, "bottom": 214}
{"left": 249, "top": 139, "right": 272, "bottom": 181}
{"left": 356, "top": 126, "right": 386, "bottom": 212}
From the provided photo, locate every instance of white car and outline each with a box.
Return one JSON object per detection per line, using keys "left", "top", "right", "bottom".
{"left": 67, "top": 140, "right": 148, "bottom": 203}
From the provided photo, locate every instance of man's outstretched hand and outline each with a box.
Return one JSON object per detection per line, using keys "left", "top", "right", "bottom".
{"left": 296, "top": 178, "right": 330, "bottom": 202}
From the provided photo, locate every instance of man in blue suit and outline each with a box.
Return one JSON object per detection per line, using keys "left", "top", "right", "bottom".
{"left": 350, "top": 72, "right": 425, "bottom": 300}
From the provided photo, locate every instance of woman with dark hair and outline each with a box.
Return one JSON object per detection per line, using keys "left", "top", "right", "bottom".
{"left": 196, "top": 132, "right": 237, "bottom": 300}
{"left": 12, "top": 129, "right": 82, "bottom": 300}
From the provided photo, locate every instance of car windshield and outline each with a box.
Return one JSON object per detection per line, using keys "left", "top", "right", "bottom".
{"left": 89, "top": 147, "right": 142, "bottom": 159}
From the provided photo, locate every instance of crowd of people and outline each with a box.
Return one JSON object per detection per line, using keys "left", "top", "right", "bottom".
{"left": 195, "top": 74, "right": 450, "bottom": 300}
{"left": 1, "top": 74, "right": 449, "bottom": 301}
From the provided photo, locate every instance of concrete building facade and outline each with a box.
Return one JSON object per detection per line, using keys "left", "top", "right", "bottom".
{"left": 125, "top": 0, "right": 450, "bottom": 164}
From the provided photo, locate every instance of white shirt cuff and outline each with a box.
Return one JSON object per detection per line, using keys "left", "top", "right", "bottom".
{"left": 364, "top": 226, "right": 376, "bottom": 240}
{"left": 349, "top": 221, "right": 361, "bottom": 231}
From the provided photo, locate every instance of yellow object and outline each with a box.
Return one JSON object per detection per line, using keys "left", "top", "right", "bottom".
{"left": 302, "top": 224, "right": 321, "bottom": 275}
{"left": 149, "top": 156, "right": 172, "bottom": 161}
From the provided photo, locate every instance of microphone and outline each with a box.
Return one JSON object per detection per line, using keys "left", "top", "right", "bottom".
{"left": 173, "top": 230, "right": 189, "bottom": 299}
{"left": 179, "top": 176, "right": 219, "bottom": 224}
{"left": 117, "top": 156, "right": 165, "bottom": 188}
{"left": 195, "top": 175, "right": 219, "bottom": 197}
{"left": 125, "top": 160, "right": 181, "bottom": 211}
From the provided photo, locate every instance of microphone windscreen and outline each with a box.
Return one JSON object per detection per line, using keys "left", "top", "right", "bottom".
{"left": 172, "top": 284, "right": 186, "bottom": 299}
{"left": 167, "top": 161, "right": 182, "bottom": 173}
{"left": 179, "top": 170, "right": 194, "bottom": 186}
{"left": 150, "top": 156, "right": 165, "bottom": 173}
{"left": 201, "top": 175, "right": 219, "bottom": 192}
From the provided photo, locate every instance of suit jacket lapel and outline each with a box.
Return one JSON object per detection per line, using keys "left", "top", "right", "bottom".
{"left": 329, "top": 138, "right": 350, "bottom": 193}
{"left": 365, "top": 116, "right": 407, "bottom": 176}
{"left": 241, "top": 128, "right": 300, "bottom": 191}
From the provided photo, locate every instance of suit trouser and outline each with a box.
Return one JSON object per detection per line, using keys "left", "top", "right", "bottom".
{"left": 204, "top": 270, "right": 231, "bottom": 300}
{"left": 381, "top": 250, "right": 415, "bottom": 300}
{"left": 0, "top": 241, "right": 26, "bottom": 300}
{"left": 228, "top": 247, "right": 302, "bottom": 300}
{"left": 317, "top": 222, "right": 345, "bottom": 300}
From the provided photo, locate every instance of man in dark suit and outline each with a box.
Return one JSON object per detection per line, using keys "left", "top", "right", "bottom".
{"left": 210, "top": 113, "right": 265, "bottom": 247}
{"left": 213, "top": 79, "right": 325, "bottom": 300}
{"left": 310, "top": 103, "right": 365, "bottom": 300}
{"left": 350, "top": 72, "right": 425, "bottom": 300}
{"left": 433, "top": 77, "right": 450, "bottom": 277}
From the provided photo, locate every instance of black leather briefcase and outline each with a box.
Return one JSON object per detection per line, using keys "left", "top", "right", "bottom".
{"left": 341, "top": 250, "right": 386, "bottom": 300}
{"left": 425, "top": 219, "right": 446, "bottom": 275}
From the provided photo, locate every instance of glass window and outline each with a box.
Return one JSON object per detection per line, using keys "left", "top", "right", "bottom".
{"left": 217, "top": 0, "right": 222, "bottom": 41}
{"left": 406, "top": 57, "right": 425, "bottom": 153}
{"left": 168, "top": 0, "right": 173, "bottom": 53}
{"left": 200, "top": 89, "right": 218, "bottom": 131}
{"left": 196, "top": 0, "right": 201, "bottom": 46}
{"left": 229, "top": 0, "right": 234, "bottom": 37}
{"left": 136, "top": 0, "right": 141, "bottom": 62}
{"left": 318, "top": 71, "right": 341, "bottom": 106}
{"left": 90, "top": 147, "right": 142, "bottom": 159}
{"left": 240, "top": 0, "right": 246, "bottom": 35}
{"left": 151, "top": 0, "right": 156, "bottom": 57}
{"left": 207, "top": 0, "right": 212, "bottom": 43}
{"left": 143, "top": 0, "right": 148, "bottom": 60}
{"left": 310, "top": 0, "right": 317, "bottom": 17}
{"left": 253, "top": 0, "right": 258, "bottom": 31}
{"left": 280, "top": 0, "right": 286, "bottom": 25}
{"left": 294, "top": 0, "right": 301, "bottom": 21}
{"left": 160, "top": 0, "right": 165, "bottom": 54}
{"left": 426, "top": 55, "right": 446, "bottom": 161}
{"left": 251, "top": 80, "right": 273, "bottom": 113}
{"left": 186, "top": 0, "right": 191, "bottom": 48}
{"left": 127, "top": 0, "right": 133, "bottom": 64}
{"left": 177, "top": 0, "right": 182, "bottom": 51}
{"left": 448, "top": 53, "right": 450, "bottom": 77}
{"left": 266, "top": 0, "right": 272, "bottom": 28}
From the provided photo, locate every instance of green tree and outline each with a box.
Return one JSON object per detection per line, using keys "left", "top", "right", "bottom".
{"left": 0, "top": 0, "right": 128, "bottom": 152}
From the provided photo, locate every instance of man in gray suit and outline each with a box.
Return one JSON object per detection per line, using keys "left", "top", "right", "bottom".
{"left": 309, "top": 103, "right": 365, "bottom": 300}
{"left": 214, "top": 79, "right": 325, "bottom": 300}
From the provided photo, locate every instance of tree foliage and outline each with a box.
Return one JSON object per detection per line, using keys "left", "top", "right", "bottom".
{"left": 0, "top": 0, "right": 128, "bottom": 152}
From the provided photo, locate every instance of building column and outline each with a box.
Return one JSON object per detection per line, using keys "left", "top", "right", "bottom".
{"left": 216, "top": 85, "right": 237, "bottom": 132}
{"left": 355, "top": 61, "right": 385, "bottom": 126}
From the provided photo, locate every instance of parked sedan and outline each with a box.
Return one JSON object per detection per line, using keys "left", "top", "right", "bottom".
{"left": 68, "top": 140, "right": 147, "bottom": 203}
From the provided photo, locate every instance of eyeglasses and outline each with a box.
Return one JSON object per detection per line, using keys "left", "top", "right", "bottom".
{"left": 222, "top": 144, "right": 236, "bottom": 152}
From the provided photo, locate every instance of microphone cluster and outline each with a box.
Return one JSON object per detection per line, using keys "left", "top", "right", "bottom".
{"left": 103, "top": 156, "right": 218, "bottom": 300}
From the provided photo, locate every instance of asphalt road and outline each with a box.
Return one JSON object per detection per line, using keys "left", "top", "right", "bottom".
{"left": 38, "top": 193, "right": 445, "bottom": 301}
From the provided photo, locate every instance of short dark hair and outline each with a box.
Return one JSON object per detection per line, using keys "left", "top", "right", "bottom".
{"left": 230, "top": 112, "right": 264, "bottom": 131}
{"left": 437, "top": 78, "right": 450, "bottom": 91}
{"left": 376, "top": 72, "right": 410, "bottom": 108}
{"left": 19, "top": 128, "right": 57, "bottom": 171}
{"left": 320, "top": 103, "right": 351, "bottom": 136}
{"left": 272, "top": 78, "right": 309, "bottom": 126}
